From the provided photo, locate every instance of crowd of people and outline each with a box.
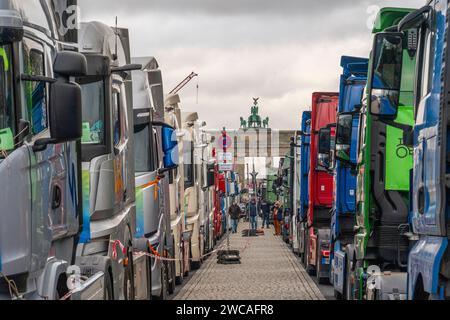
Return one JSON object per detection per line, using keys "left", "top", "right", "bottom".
{"left": 228, "top": 198, "right": 285, "bottom": 236}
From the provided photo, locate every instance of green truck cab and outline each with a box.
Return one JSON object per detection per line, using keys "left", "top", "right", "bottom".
{"left": 351, "top": 7, "right": 417, "bottom": 300}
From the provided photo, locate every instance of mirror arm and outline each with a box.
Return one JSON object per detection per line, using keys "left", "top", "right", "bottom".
{"left": 32, "top": 138, "right": 57, "bottom": 152}
{"left": 21, "top": 74, "right": 56, "bottom": 83}
{"left": 398, "top": 5, "right": 432, "bottom": 32}
{"left": 111, "top": 64, "right": 143, "bottom": 73}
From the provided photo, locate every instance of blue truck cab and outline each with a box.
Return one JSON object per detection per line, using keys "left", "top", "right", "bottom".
{"left": 331, "top": 56, "right": 368, "bottom": 299}
{"left": 402, "top": 1, "right": 450, "bottom": 300}
{"left": 297, "top": 111, "right": 311, "bottom": 263}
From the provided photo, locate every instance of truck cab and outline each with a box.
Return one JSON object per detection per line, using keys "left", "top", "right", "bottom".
{"left": 330, "top": 56, "right": 368, "bottom": 299}
{"left": 305, "top": 92, "right": 338, "bottom": 283}
{"left": 76, "top": 21, "right": 141, "bottom": 300}
{"left": 182, "top": 112, "right": 203, "bottom": 269}
{"left": 403, "top": 2, "right": 450, "bottom": 300}
{"left": 0, "top": 1, "right": 104, "bottom": 300}
{"left": 165, "top": 93, "right": 191, "bottom": 284}
{"left": 131, "top": 56, "right": 178, "bottom": 299}
{"left": 297, "top": 111, "right": 311, "bottom": 264}
{"left": 350, "top": 7, "right": 417, "bottom": 300}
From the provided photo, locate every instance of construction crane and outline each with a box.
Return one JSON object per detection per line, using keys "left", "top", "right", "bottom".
{"left": 169, "top": 71, "right": 198, "bottom": 95}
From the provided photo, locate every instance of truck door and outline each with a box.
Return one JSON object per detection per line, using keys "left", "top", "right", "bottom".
{"left": 0, "top": 43, "right": 33, "bottom": 275}
{"left": 23, "top": 38, "right": 77, "bottom": 272}
{"left": 111, "top": 79, "right": 133, "bottom": 211}
{"left": 412, "top": 8, "right": 446, "bottom": 236}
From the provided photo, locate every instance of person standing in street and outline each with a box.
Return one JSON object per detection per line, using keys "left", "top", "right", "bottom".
{"left": 273, "top": 201, "right": 282, "bottom": 236}
{"left": 229, "top": 201, "right": 242, "bottom": 233}
{"left": 249, "top": 199, "right": 259, "bottom": 231}
{"left": 261, "top": 200, "right": 270, "bottom": 229}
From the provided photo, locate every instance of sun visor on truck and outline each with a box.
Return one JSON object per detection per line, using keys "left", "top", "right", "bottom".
{"left": 0, "top": 4, "right": 24, "bottom": 43}
{"left": 83, "top": 54, "right": 111, "bottom": 77}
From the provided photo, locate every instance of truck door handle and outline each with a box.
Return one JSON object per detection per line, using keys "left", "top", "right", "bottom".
{"left": 52, "top": 185, "right": 62, "bottom": 210}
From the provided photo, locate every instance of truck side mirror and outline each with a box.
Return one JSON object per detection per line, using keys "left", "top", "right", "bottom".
{"left": 317, "top": 127, "right": 331, "bottom": 170}
{"left": 50, "top": 52, "right": 88, "bottom": 143}
{"left": 335, "top": 113, "right": 353, "bottom": 164}
{"left": 161, "top": 123, "right": 179, "bottom": 170}
{"left": 207, "top": 164, "right": 215, "bottom": 187}
{"left": 369, "top": 32, "right": 403, "bottom": 118}
{"left": 33, "top": 51, "right": 87, "bottom": 151}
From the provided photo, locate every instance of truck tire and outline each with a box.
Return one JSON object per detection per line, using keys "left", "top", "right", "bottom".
{"left": 184, "top": 241, "right": 190, "bottom": 277}
{"left": 316, "top": 238, "right": 325, "bottom": 284}
{"left": 152, "top": 263, "right": 168, "bottom": 300}
{"left": 334, "top": 289, "right": 343, "bottom": 300}
{"left": 123, "top": 245, "right": 135, "bottom": 300}
{"left": 168, "top": 260, "right": 176, "bottom": 294}
{"left": 305, "top": 232, "right": 315, "bottom": 276}
{"left": 104, "top": 270, "right": 113, "bottom": 300}
{"left": 345, "top": 247, "right": 354, "bottom": 301}
{"left": 176, "top": 259, "right": 184, "bottom": 285}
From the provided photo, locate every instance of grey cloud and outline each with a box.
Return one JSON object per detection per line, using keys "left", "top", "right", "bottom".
{"left": 78, "top": 0, "right": 425, "bottom": 130}
{"left": 79, "top": 0, "right": 362, "bottom": 17}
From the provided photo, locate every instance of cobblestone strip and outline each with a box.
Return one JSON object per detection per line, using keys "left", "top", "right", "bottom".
{"left": 173, "top": 220, "right": 325, "bottom": 300}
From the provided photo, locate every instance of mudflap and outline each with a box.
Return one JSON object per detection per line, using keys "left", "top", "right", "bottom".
{"left": 333, "top": 249, "right": 346, "bottom": 294}
{"left": 133, "top": 252, "right": 150, "bottom": 300}
{"left": 316, "top": 229, "right": 331, "bottom": 281}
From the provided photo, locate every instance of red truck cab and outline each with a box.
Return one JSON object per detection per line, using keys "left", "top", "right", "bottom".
{"left": 306, "top": 92, "right": 338, "bottom": 283}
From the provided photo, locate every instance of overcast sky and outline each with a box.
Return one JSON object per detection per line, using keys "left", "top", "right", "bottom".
{"left": 78, "top": 0, "right": 424, "bottom": 130}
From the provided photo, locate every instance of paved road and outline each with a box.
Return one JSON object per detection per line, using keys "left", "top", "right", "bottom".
{"left": 172, "top": 221, "right": 325, "bottom": 300}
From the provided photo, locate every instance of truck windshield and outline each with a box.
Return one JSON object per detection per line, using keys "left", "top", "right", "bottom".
{"left": 0, "top": 44, "right": 15, "bottom": 154}
{"left": 80, "top": 79, "right": 105, "bottom": 145}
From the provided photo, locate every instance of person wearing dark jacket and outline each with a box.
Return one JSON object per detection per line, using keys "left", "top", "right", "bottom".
{"left": 229, "top": 202, "right": 242, "bottom": 233}
{"left": 249, "top": 199, "right": 259, "bottom": 231}
{"left": 261, "top": 200, "right": 270, "bottom": 228}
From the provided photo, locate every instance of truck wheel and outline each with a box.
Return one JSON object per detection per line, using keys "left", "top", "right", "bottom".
{"left": 123, "top": 245, "right": 135, "bottom": 300}
{"left": 345, "top": 253, "right": 357, "bottom": 300}
{"left": 316, "top": 243, "right": 324, "bottom": 283}
{"left": 153, "top": 263, "right": 169, "bottom": 300}
{"left": 305, "top": 232, "right": 315, "bottom": 276}
{"left": 334, "top": 290, "right": 343, "bottom": 300}
{"left": 184, "top": 241, "right": 191, "bottom": 277}
{"left": 104, "top": 270, "right": 113, "bottom": 300}
{"left": 176, "top": 259, "right": 184, "bottom": 285}
{"left": 191, "top": 260, "right": 201, "bottom": 270}
{"left": 168, "top": 261, "right": 176, "bottom": 294}
{"left": 190, "top": 241, "right": 201, "bottom": 270}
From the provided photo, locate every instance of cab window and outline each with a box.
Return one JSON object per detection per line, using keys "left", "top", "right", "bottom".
{"left": 0, "top": 44, "right": 15, "bottom": 154}
{"left": 112, "top": 90, "right": 121, "bottom": 146}
{"left": 22, "top": 39, "right": 47, "bottom": 135}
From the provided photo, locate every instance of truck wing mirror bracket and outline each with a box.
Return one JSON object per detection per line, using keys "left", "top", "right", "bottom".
{"left": 398, "top": 5, "right": 432, "bottom": 32}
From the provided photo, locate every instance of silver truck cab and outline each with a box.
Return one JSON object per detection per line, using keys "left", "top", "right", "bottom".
{"left": 199, "top": 131, "right": 216, "bottom": 254}
{"left": 76, "top": 21, "right": 140, "bottom": 300}
{"left": 165, "top": 93, "right": 191, "bottom": 284}
{"left": 182, "top": 112, "right": 203, "bottom": 269}
{"left": 132, "top": 57, "right": 177, "bottom": 299}
{"left": 0, "top": 0, "right": 104, "bottom": 300}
